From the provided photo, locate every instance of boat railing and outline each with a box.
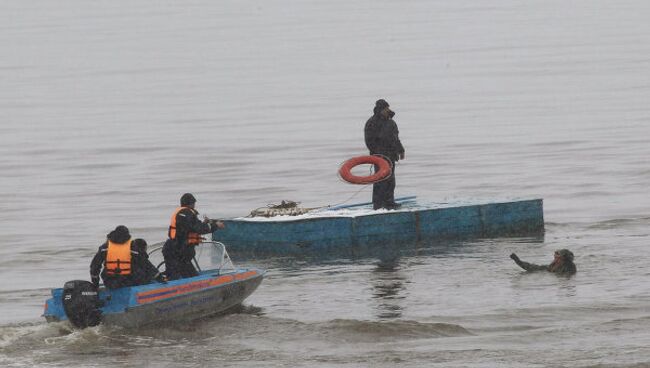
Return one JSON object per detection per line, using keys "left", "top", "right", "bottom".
{"left": 147, "top": 241, "right": 236, "bottom": 274}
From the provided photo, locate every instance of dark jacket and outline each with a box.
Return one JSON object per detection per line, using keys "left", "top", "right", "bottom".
{"left": 167, "top": 207, "right": 216, "bottom": 262}
{"left": 364, "top": 114, "right": 405, "bottom": 162}
{"left": 90, "top": 241, "right": 163, "bottom": 289}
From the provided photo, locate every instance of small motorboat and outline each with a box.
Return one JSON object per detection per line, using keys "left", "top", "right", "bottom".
{"left": 43, "top": 241, "right": 265, "bottom": 328}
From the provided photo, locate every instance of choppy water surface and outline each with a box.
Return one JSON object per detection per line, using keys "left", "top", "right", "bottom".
{"left": 2, "top": 1, "right": 650, "bottom": 367}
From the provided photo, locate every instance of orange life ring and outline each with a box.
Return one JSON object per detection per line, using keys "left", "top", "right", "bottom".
{"left": 339, "top": 155, "right": 392, "bottom": 184}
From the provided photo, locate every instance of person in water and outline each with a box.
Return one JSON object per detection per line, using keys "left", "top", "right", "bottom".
{"left": 163, "top": 193, "right": 225, "bottom": 280}
{"left": 364, "top": 99, "right": 405, "bottom": 210}
{"left": 510, "top": 249, "right": 577, "bottom": 274}
{"left": 90, "top": 225, "right": 167, "bottom": 289}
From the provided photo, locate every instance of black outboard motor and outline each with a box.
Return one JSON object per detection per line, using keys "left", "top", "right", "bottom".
{"left": 62, "top": 280, "right": 102, "bottom": 328}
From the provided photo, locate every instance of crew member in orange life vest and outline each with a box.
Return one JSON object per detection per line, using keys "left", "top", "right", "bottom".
{"left": 163, "top": 193, "right": 225, "bottom": 280}
{"left": 90, "top": 225, "right": 166, "bottom": 289}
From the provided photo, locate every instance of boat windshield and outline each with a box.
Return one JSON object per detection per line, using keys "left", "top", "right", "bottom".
{"left": 147, "top": 241, "right": 236, "bottom": 274}
{"left": 194, "top": 241, "right": 236, "bottom": 273}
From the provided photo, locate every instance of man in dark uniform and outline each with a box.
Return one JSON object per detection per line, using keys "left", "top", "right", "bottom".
{"left": 510, "top": 249, "right": 577, "bottom": 275}
{"left": 364, "top": 99, "right": 405, "bottom": 210}
{"left": 162, "top": 193, "right": 225, "bottom": 280}
{"left": 130, "top": 238, "right": 167, "bottom": 285}
{"left": 90, "top": 225, "right": 166, "bottom": 289}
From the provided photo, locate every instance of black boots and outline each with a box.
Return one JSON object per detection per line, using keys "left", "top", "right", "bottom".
{"left": 373, "top": 202, "right": 402, "bottom": 210}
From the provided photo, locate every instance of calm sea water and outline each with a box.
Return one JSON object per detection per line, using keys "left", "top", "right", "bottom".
{"left": 2, "top": 1, "right": 650, "bottom": 367}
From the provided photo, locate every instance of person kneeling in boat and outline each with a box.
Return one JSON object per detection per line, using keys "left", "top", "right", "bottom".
{"left": 90, "top": 225, "right": 167, "bottom": 289}
{"left": 163, "top": 193, "right": 225, "bottom": 280}
{"left": 510, "top": 249, "right": 577, "bottom": 275}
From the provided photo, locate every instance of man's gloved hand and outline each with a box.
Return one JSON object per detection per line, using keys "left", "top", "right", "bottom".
{"left": 91, "top": 278, "right": 100, "bottom": 290}
{"left": 510, "top": 253, "right": 520, "bottom": 261}
{"left": 156, "top": 274, "right": 168, "bottom": 284}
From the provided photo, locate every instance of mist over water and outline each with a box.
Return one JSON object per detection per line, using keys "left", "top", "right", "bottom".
{"left": 2, "top": 1, "right": 650, "bottom": 366}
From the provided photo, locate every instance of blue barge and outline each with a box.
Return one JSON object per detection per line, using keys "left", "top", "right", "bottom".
{"left": 213, "top": 198, "right": 544, "bottom": 255}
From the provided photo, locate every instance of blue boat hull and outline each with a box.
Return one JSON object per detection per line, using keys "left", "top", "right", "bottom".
{"left": 213, "top": 199, "right": 544, "bottom": 255}
{"left": 43, "top": 268, "right": 264, "bottom": 328}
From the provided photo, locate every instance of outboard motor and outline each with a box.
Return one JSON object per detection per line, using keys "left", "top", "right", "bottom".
{"left": 62, "top": 280, "right": 102, "bottom": 328}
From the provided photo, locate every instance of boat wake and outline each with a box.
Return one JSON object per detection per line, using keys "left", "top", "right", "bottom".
{"left": 0, "top": 313, "right": 471, "bottom": 368}
{"left": 318, "top": 319, "right": 472, "bottom": 340}
{"left": 183, "top": 314, "right": 473, "bottom": 342}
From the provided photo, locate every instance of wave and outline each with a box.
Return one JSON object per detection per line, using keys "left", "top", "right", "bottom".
{"left": 587, "top": 216, "right": 650, "bottom": 230}
{"left": 581, "top": 363, "right": 650, "bottom": 368}
{"left": 319, "top": 319, "right": 472, "bottom": 340}
{"left": 0, "top": 301, "right": 469, "bottom": 366}
{"left": 0, "top": 321, "right": 72, "bottom": 350}
{"left": 546, "top": 216, "right": 650, "bottom": 231}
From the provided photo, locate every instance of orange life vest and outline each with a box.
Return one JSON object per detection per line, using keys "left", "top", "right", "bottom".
{"left": 168, "top": 206, "right": 203, "bottom": 246}
{"left": 105, "top": 239, "right": 132, "bottom": 276}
